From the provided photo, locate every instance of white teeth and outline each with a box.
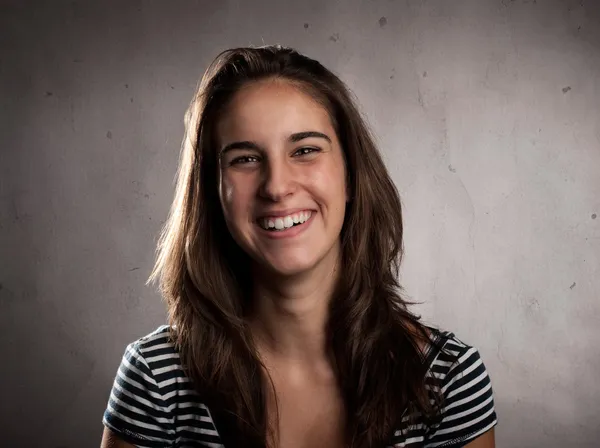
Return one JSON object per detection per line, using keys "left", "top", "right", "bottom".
{"left": 259, "top": 211, "right": 313, "bottom": 230}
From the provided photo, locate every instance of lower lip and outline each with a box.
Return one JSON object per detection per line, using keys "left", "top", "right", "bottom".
{"left": 257, "top": 213, "right": 315, "bottom": 239}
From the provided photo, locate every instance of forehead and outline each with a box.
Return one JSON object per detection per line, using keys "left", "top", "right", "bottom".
{"left": 216, "top": 79, "right": 335, "bottom": 145}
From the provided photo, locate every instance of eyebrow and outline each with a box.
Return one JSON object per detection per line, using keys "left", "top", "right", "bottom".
{"left": 220, "top": 131, "right": 332, "bottom": 154}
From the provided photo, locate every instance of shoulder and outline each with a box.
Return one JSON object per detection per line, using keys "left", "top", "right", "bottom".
{"left": 128, "top": 323, "right": 175, "bottom": 352}
{"left": 106, "top": 324, "right": 181, "bottom": 407}
{"left": 126, "top": 324, "right": 178, "bottom": 364}
{"left": 424, "top": 327, "right": 478, "bottom": 372}
{"left": 118, "top": 324, "right": 182, "bottom": 385}
{"left": 103, "top": 325, "right": 222, "bottom": 447}
{"left": 424, "top": 327, "right": 492, "bottom": 389}
{"left": 423, "top": 327, "right": 498, "bottom": 447}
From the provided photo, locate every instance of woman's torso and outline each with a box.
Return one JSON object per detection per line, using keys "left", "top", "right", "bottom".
{"left": 102, "top": 325, "right": 496, "bottom": 447}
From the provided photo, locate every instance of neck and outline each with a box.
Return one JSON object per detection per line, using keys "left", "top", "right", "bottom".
{"left": 249, "top": 248, "right": 341, "bottom": 364}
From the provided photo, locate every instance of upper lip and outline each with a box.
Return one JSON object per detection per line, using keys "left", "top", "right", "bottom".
{"left": 256, "top": 208, "right": 314, "bottom": 219}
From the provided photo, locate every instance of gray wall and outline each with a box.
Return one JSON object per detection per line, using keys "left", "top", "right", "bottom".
{"left": 1, "top": 0, "right": 599, "bottom": 446}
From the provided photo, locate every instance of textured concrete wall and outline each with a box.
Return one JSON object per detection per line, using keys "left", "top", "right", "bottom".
{"left": 1, "top": 1, "right": 599, "bottom": 446}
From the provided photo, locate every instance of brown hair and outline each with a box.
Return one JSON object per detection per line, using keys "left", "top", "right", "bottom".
{"left": 149, "top": 45, "right": 444, "bottom": 447}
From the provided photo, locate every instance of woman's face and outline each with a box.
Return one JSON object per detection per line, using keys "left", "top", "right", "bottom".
{"left": 216, "top": 79, "right": 348, "bottom": 278}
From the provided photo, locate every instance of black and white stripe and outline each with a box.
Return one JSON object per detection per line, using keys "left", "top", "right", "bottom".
{"left": 103, "top": 326, "right": 222, "bottom": 447}
{"left": 103, "top": 325, "right": 497, "bottom": 447}
{"left": 389, "top": 333, "right": 498, "bottom": 447}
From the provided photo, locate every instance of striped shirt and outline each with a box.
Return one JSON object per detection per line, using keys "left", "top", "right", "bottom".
{"left": 103, "top": 325, "right": 497, "bottom": 447}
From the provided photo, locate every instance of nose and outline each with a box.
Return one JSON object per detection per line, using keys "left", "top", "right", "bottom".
{"left": 259, "top": 157, "right": 295, "bottom": 201}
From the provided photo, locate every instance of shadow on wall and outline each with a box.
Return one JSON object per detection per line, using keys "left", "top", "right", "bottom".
{"left": 496, "top": 370, "right": 600, "bottom": 447}
{"left": 0, "top": 292, "right": 96, "bottom": 444}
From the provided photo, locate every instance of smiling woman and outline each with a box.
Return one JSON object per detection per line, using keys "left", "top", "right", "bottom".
{"left": 100, "top": 45, "right": 497, "bottom": 448}
{"left": 217, "top": 80, "right": 347, "bottom": 279}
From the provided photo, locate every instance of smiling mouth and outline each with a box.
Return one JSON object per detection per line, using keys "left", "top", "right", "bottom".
{"left": 258, "top": 211, "right": 313, "bottom": 231}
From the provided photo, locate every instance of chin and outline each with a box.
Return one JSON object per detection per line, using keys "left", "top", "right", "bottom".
{"left": 261, "top": 255, "right": 319, "bottom": 278}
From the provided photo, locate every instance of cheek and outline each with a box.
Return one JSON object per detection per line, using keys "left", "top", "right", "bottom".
{"left": 219, "top": 175, "right": 237, "bottom": 220}
{"left": 219, "top": 174, "right": 254, "bottom": 225}
{"left": 220, "top": 178, "right": 234, "bottom": 205}
{"left": 312, "top": 161, "right": 347, "bottom": 203}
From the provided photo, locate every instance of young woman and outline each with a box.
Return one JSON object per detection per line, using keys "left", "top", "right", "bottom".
{"left": 100, "top": 45, "right": 497, "bottom": 448}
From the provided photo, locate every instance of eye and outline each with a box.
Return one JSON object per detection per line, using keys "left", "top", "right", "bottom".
{"left": 229, "top": 155, "right": 260, "bottom": 166}
{"left": 293, "top": 147, "right": 320, "bottom": 157}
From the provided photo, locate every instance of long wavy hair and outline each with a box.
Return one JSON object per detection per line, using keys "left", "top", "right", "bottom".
{"left": 148, "top": 45, "right": 444, "bottom": 447}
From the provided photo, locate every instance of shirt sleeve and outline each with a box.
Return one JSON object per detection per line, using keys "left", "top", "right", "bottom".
{"left": 425, "top": 345, "right": 498, "bottom": 447}
{"left": 102, "top": 341, "right": 175, "bottom": 447}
